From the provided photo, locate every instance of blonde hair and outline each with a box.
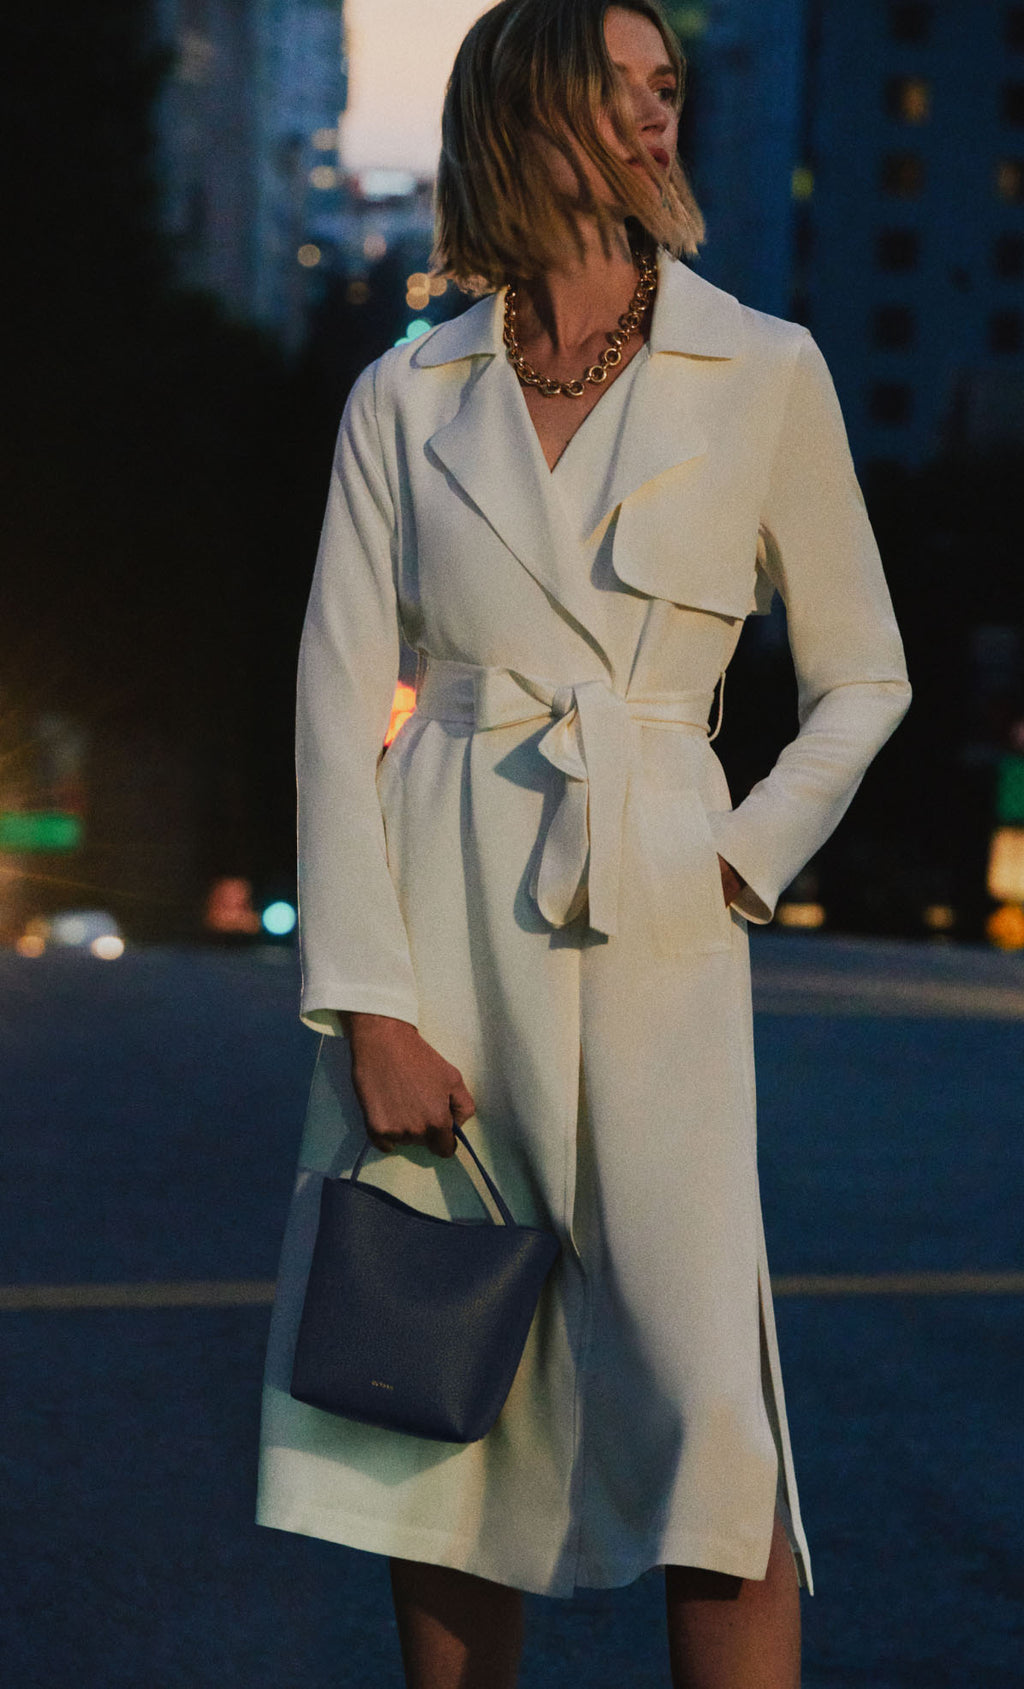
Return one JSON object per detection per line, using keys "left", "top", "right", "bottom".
{"left": 431, "top": 0, "right": 705, "bottom": 293}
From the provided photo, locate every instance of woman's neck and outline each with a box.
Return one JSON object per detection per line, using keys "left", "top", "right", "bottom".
{"left": 513, "top": 219, "right": 644, "bottom": 358}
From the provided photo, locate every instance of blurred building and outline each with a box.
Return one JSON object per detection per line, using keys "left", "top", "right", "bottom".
{"left": 685, "top": 1, "right": 1024, "bottom": 469}
{"left": 802, "top": 0, "right": 1024, "bottom": 469}
{"left": 678, "top": 0, "right": 805, "bottom": 322}
{"left": 153, "top": 0, "right": 348, "bottom": 350}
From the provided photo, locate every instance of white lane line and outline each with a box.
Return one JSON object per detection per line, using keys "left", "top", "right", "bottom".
{"left": 752, "top": 972, "right": 1024, "bottom": 1019}
{"left": 772, "top": 1271, "right": 1024, "bottom": 1296}
{"left": 1, "top": 1272, "right": 1023, "bottom": 1311}
{"left": 0, "top": 1280, "right": 278, "bottom": 1311}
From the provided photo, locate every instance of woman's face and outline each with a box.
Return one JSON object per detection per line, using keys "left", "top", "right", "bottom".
{"left": 539, "top": 7, "right": 680, "bottom": 212}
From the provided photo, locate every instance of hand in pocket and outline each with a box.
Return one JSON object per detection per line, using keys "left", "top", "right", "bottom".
{"left": 718, "top": 855, "right": 745, "bottom": 907}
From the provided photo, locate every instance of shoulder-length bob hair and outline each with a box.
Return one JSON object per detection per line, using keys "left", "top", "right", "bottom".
{"left": 431, "top": 0, "right": 705, "bottom": 293}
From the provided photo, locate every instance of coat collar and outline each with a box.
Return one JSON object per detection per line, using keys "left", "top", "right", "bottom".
{"left": 413, "top": 250, "right": 744, "bottom": 368}
{"left": 417, "top": 252, "right": 745, "bottom": 666}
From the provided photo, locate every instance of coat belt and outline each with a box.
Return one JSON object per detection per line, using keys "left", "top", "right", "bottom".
{"left": 414, "top": 655, "right": 715, "bottom": 937}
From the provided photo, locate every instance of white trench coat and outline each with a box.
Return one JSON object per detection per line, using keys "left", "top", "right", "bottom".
{"left": 256, "top": 251, "right": 911, "bottom": 1598}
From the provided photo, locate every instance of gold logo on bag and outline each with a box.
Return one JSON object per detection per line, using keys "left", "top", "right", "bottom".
{"left": 371, "top": 1379, "right": 394, "bottom": 1390}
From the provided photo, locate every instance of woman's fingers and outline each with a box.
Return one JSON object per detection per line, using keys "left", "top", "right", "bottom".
{"left": 425, "top": 1119, "right": 458, "bottom": 1159}
{"left": 450, "top": 1079, "right": 476, "bottom": 1125}
{"left": 349, "top": 1018, "right": 475, "bottom": 1159}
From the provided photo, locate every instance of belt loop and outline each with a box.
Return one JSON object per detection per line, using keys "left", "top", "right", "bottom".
{"left": 707, "top": 668, "right": 726, "bottom": 743}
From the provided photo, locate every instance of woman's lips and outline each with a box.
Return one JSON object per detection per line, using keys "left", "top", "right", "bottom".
{"left": 646, "top": 146, "right": 670, "bottom": 169}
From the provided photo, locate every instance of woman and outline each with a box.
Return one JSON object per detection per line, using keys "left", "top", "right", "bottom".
{"left": 257, "top": 3, "right": 911, "bottom": 1685}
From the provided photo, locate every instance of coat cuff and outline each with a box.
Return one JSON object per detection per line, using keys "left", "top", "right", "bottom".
{"left": 705, "top": 811, "right": 776, "bottom": 926}
{"left": 299, "top": 982, "right": 420, "bottom": 1037}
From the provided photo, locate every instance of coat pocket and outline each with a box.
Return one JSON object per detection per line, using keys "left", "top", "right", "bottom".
{"left": 624, "top": 783, "right": 733, "bottom": 957}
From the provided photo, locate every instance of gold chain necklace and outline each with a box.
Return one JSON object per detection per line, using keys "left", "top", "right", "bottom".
{"left": 503, "top": 253, "right": 658, "bottom": 398}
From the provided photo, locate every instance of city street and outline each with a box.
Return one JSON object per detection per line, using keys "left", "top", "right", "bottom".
{"left": 1, "top": 934, "right": 1021, "bottom": 1687}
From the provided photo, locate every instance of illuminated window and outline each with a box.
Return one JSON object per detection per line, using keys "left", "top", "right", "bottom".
{"left": 872, "top": 304, "right": 914, "bottom": 349}
{"left": 990, "top": 309, "right": 1023, "bottom": 352}
{"left": 876, "top": 227, "right": 920, "bottom": 270}
{"left": 881, "top": 153, "right": 925, "bottom": 196}
{"left": 884, "top": 76, "right": 931, "bottom": 123}
{"left": 996, "top": 158, "right": 1024, "bottom": 201}
{"left": 1003, "top": 84, "right": 1024, "bottom": 125}
{"left": 870, "top": 382, "right": 912, "bottom": 424}
{"left": 1007, "top": 8, "right": 1024, "bottom": 51}
{"left": 994, "top": 233, "right": 1024, "bottom": 278}
{"left": 888, "top": 3, "right": 933, "bottom": 44}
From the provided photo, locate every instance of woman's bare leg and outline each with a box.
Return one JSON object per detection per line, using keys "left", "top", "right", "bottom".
{"left": 388, "top": 1557, "right": 524, "bottom": 1689}
{"left": 664, "top": 1511, "right": 801, "bottom": 1689}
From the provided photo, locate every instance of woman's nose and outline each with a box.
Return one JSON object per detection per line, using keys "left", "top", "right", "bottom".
{"left": 634, "top": 88, "right": 669, "bottom": 134}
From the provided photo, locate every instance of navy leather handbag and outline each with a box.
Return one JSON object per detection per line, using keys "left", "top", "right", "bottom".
{"left": 289, "top": 1127, "right": 561, "bottom": 1443}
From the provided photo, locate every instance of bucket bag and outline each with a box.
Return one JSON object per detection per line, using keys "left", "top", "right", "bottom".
{"left": 290, "top": 1126, "right": 561, "bottom": 1443}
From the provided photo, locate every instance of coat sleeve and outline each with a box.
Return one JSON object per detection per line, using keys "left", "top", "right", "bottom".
{"left": 706, "top": 328, "right": 912, "bottom": 923}
{"left": 295, "top": 358, "right": 419, "bottom": 1035}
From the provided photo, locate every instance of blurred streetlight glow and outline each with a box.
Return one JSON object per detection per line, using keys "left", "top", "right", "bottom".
{"left": 262, "top": 900, "right": 297, "bottom": 937}
{"left": 987, "top": 826, "right": 1024, "bottom": 902}
{"left": 91, "top": 935, "right": 125, "bottom": 960}
{"left": 309, "top": 164, "right": 339, "bottom": 190}
{"left": 394, "top": 319, "right": 431, "bottom": 346}
{"left": 775, "top": 901, "right": 826, "bottom": 930}
{"left": 297, "top": 244, "right": 322, "bottom": 268}
{"left": 986, "top": 903, "right": 1024, "bottom": 951}
{"left": 205, "top": 877, "right": 261, "bottom": 935}
{"left": 363, "top": 232, "right": 387, "bottom": 260}
{"left": 312, "top": 126, "right": 338, "bottom": 150}
{"left": 923, "top": 904, "right": 955, "bottom": 932}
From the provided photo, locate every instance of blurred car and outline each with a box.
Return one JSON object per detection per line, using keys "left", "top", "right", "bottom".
{"left": 16, "top": 910, "right": 125, "bottom": 959}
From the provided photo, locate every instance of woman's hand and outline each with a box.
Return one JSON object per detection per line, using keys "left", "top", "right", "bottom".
{"left": 718, "top": 855, "right": 745, "bottom": 908}
{"left": 348, "top": 1014, "right": 476, "bottom": 1159}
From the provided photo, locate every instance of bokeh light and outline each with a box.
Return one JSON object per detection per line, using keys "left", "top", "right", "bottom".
{"left": 262, "top": 900, "right": 297, "bottom": 937}
{"left": 91, "top": 935, "right": 125, "bottom": 960}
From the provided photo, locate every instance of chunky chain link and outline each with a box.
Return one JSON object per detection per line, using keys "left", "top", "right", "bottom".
{"left": 503, "top": 253, "right": 658, "bottom": 398}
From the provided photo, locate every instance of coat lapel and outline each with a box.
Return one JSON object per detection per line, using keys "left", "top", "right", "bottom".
{"left": 414, "top": 253, "right": 747, "bottom": 642}
{"left": 423, "top": 343, "right": 603, "bottom": 647}
{"left": 588, "top": 254, "right": 743, "bottom": 529}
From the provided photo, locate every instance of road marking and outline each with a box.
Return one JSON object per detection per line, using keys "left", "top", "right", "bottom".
{"left": 0, "top": 1279, "right": 277, "bottom": 1311}
{"left": 752, "top": 971, "right": 1024, "bottom": 1020}
{"left": 772, "top": 1271, "right": 1024, "bottom": 1296}
{"left": 1, "top": 1271, "right": 1023, "bottom": 1311}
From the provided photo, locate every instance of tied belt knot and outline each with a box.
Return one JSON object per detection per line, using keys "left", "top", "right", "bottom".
{"left": 414, "top": 655, "right": 717, "bottom": 938}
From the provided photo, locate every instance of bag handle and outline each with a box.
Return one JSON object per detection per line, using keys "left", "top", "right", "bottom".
{"left": 348, "top": 1125, "right": 516, "bottom": 1227}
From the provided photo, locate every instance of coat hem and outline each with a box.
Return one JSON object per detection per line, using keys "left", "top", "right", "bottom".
{"left": 255, "top": 1500, "right": 801, "bottom": 1600}
{"left": 256, "top": 1500, "right": 571, "bottom": 1597}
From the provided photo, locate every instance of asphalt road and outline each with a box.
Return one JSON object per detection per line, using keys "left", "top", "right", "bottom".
{"left": 1, "top": 935, "right": 1021, "bottom": 1688}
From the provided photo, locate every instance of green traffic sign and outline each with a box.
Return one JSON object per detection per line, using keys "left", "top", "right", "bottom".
{"left": 0, "top": 811, "right": 83, "bottom": 852}
{"left": 996, "top": 755, "right": 1024, "bottom": 826}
